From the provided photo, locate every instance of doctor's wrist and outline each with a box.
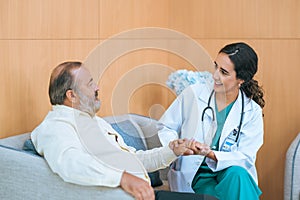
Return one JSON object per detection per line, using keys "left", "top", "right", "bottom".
{"left": 206, "top": 150, "right": 217, "bottom": 161}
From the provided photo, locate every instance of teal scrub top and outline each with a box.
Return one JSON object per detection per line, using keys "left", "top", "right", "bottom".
{"left": 194, "top": 99, "right": 235, "bottom": 176}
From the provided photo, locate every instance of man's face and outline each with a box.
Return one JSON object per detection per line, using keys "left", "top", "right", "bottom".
{"left": 72, "top": 67, "right": 101, "bottom": 116}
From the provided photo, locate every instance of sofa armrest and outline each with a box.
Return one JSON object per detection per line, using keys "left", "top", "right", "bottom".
{"left": 0, "top": 146, "right": 134, "bottom": 200}
{"left": 0, "top": 132, "right": 30, "bottom": 149}
{"left": 284, "top": 133, "right": 300, "bottom": 200}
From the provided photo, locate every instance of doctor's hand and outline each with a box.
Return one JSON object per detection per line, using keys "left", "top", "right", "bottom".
{"left": 120, "top": 171, "right": 154, "bottom": 200}
{"left": 169, "top": 138, "right": 194, "bottom": 156}
{"left": 188, "top": 140, "right": 212, "bottom": 156}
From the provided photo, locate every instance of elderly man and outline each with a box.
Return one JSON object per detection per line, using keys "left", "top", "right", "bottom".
{"left": 31, "top": 61, "right": 210, "bottom": 200}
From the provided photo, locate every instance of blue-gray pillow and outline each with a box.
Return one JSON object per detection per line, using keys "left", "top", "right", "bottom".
{"left": 110, "top": 120, "right": 163, "bottom": 187}
{"left": 23, "top": 139, "right": 39, "bottom": 155}
{"left": 110, "top": 120, "right": 146, "bottom": 151}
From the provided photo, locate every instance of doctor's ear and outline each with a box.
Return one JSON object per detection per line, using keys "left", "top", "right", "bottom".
{"left": 238, "top": 79, "right": 245, "bottom": 88}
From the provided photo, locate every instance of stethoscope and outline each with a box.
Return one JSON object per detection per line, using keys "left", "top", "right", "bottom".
{"left": 201, "top": 89, "right": 245, "bottom": 143}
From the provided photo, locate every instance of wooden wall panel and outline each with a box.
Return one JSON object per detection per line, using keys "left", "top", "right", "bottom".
{"left": 97, "top": 49, "right": 171, "bottom": 117}
{"left": 99, "top": 0, "right": 169, "bottom": 39}
{"left": 0, "top": 0, "right": 99, "bottom": 39}
{"left": 168, "top": 0, "right": 300, "bottom": 39}
{"left": 97, "top": 49, "right": 200, "bottom": 119}
{"left": 129, "top": 84, "right": 176, "bottom": 120}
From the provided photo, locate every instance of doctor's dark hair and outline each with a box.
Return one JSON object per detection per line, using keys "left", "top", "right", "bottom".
{"left": 219, "top": 42, "right": 265, "bottom": 108}
{"left": 49, "top": 61, "right": 82, "bottom": 105}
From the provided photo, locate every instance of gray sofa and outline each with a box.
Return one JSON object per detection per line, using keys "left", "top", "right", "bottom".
{"left": 0, "top": 114, "right": 168, "bottom": 200}
{"left": 284, "top": 133, "right": 300, "bottom": 200}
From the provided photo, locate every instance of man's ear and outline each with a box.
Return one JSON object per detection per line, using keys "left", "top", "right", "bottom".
{"left": 65, "top": 89, "right": 76, "bottom": 102}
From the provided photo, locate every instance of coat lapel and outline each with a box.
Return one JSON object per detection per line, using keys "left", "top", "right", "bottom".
{"left": 219, "top": 90, "right": 253, "bottom": 144}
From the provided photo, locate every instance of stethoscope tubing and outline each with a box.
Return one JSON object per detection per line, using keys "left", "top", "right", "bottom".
{"left": 201, "top": 89, "right": 245, "bottom": 143}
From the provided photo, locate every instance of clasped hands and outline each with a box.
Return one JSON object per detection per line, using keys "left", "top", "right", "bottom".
{"left": 169, "top": 138, "right": 212, "bottom": 156}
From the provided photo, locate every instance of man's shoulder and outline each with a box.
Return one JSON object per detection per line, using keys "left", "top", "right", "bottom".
{"left": 94, "top": 115, "right": 107, "bottom": 123}
{"left": 31, "top": 107, "right": 76, "bottom": 134}
{"left": 94, "top": 116, "right": 113, "bottom": 129}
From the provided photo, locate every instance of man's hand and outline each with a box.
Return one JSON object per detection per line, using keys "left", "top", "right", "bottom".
{"left": 169, "top": 138, "right": 194, "bottom": 156}
{"left": 120, "top": 171, "right": 154, "bottom": 200}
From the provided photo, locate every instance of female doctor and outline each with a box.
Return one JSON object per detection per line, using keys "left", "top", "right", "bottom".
{"left": 158, "top": 42, "right": 265, "bottom": 200}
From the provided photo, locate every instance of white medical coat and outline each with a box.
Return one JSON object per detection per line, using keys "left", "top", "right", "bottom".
{"left": 158, "top": 82, "right": 264, "bottom": 192}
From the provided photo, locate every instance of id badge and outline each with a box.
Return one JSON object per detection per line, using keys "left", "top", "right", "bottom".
{"left": 221, "top": 128, "right": 239, "bottom": 152}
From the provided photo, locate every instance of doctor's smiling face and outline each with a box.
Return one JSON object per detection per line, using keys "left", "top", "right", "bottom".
{"left": 72, "top": 66, "right": 101, "bottom": 116}
{"left": 213, "top": 52, "right": 244, "bottom": 97}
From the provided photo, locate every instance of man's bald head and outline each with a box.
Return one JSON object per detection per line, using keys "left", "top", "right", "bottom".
{"left": 49, "top": 61, "right": 82, "bottom": 105}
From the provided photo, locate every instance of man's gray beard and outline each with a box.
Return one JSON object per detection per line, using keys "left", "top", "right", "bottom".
{"left": 76, "top": 90, "right": 101, "bottom": 116}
